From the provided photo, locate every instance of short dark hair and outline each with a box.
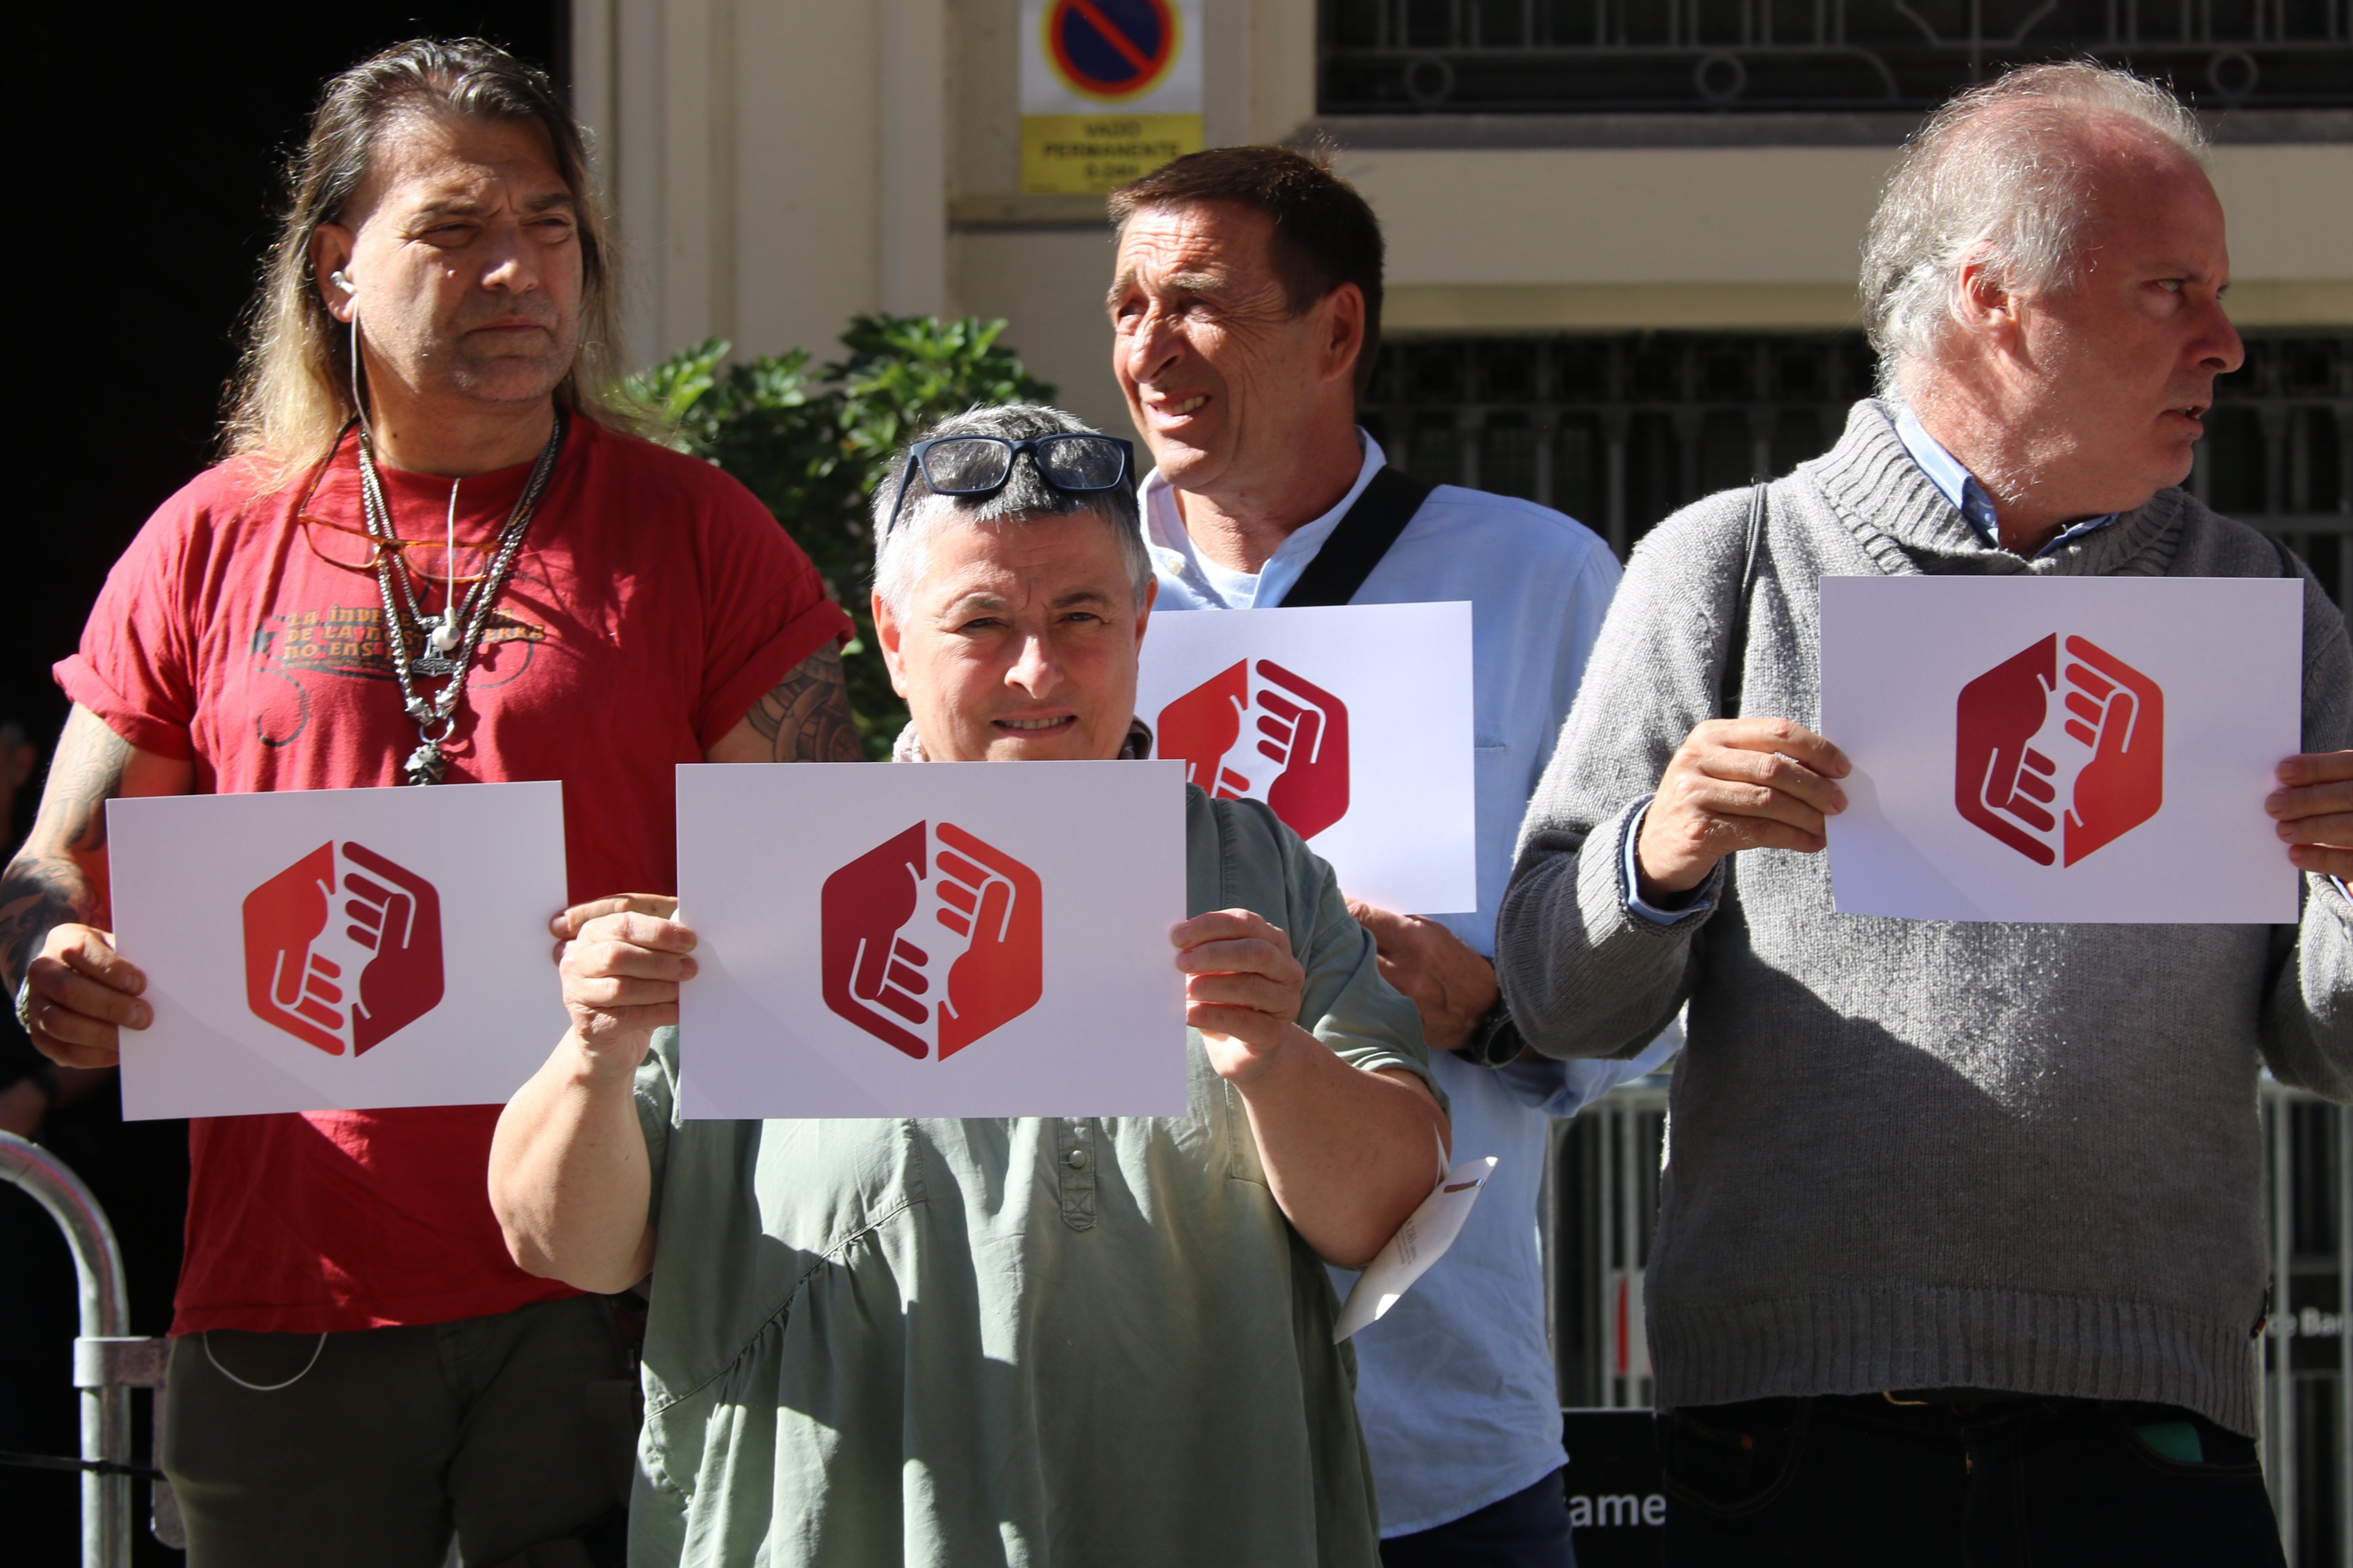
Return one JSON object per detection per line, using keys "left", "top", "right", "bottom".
{"left": 1109, "top": 145, "right": 1386, "bottom": 396}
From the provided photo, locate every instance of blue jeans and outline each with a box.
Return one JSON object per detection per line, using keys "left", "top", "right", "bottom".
{"left": 1661, "top": 1393, "right": 2285, "bottom": 1567}
{"left": 1380, "top": 1469, "right": 1577, "bottom": 1568}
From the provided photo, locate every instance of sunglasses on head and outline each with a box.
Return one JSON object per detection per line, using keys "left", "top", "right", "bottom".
{"left": 881, "top": 433, "right": 1134, "bottom": 538}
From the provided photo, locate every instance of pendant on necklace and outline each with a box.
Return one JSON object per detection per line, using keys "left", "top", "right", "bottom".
{"left": 403, "top": 740, "right": 447, "bottom": 786}
{"left": 410, "top": 616, "right": 461, "bottom": 677}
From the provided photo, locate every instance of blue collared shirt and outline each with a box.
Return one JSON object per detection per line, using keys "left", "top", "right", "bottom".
{"left": 1893, "top": 404, "right": 2121, "bottom": 558}
{"left": 1144, "top": 432, "right": 1668, "bottom": 1534}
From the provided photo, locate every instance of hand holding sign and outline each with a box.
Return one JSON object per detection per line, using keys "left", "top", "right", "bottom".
{"left": 560, "top": 907, "right": 698, "bottom": 1073}
{"left": 2270, "top": 751, "right": 2353, "bottom": 881}
{"left": 16, "top": 925, "right": 151, "bottom": 1070}
{"left": 1635, "top": 718, "right": 1852, "bottom": 899}
{"left": 1170, "top": 907, "right": 1306, "bottom": 1083}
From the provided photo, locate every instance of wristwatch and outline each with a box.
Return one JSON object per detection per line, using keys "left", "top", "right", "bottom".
{"left": 1456, "top": 995, "right": 1525, "bottom": 1069}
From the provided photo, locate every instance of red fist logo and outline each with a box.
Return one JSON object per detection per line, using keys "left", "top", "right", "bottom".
{"left": 243, "top": 842, "right": 444, "bottom": 1056}
{"left": 1956, "top": 633, "right": 2164, "bottom": 867}
{"left": 1156, "top": 658, "right": 1351, "bottom": 840}
{"left": 821, "top": 821, "right": 1044, "bottom": 1060}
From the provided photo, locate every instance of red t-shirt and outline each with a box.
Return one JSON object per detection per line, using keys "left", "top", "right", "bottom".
{"left": 59, "top": 415, "right": 852, "bottom": 1334}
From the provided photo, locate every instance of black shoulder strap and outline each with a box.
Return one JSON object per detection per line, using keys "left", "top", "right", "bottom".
{"left": 1716, "top": 483, "right": 1769, "bottom": 719}
{"left": 1278, "top": 466, "right": 1435, "bottom": 609}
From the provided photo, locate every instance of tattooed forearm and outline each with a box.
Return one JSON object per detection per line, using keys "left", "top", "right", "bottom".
{"left": 0, "top": 863, "right": 92, "bottom": 994}
{"left": 0, "top": 710, "right": 131, "bottom": 990}
{"left": 744, "top": 645, "right": 864, "bottom": 763}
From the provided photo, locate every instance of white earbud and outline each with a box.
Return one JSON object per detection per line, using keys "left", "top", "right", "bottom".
{"left": 331, "top": 270, "right": 356, "bottom": 295}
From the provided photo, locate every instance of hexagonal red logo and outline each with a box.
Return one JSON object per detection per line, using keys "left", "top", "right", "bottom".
{"left": 1155, "top": 658, "right": 1350, "bottom": 840}
{"left": 243, "top": 842, "right": 444, "bottom": 1056}
{"left": 1956, "top": 633, "right": 2165, "bottom": 867}
{"left": 821, "top": 822, "right": 1043, "bottom": 1060}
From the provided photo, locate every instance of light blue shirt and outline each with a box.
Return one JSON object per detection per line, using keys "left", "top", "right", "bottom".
{"left": 1143, "top": 432, "right": 1669, "bottom": 1534}
{"left": 1892, "top": 404, "right": 2121, "bottom": 558}
{"left": 1622, "top": 410, "right": 2129, "bottom": 928}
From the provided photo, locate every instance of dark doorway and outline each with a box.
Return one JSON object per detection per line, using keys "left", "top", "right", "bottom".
{"left": 9, "top": 4, "right": 565, "bottom": 785}
{"left": 6, "top": 13, "right": 561, "bottom": 1563}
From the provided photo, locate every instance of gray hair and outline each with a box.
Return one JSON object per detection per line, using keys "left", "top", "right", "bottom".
{"left": 1862, "top": 62, "right": 2208, "bottom": 397}
{"left": 871, "top": 404, "right": 1151, "bottom": 614}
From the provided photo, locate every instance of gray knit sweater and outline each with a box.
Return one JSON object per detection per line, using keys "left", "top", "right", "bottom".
{"left": 1498, "top": 400, "right": 2353, "bottom": 1436}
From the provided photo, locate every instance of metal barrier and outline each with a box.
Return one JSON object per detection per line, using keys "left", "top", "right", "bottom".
{"left": 0, "top": 1130, "right": 176, "bottom": 1568}
{"left": 2260, "top": 1084, "right": 2353, "bottom": 1565}
{"left": 1548, "top": 1076, "right": 2353, "bottom": 1564}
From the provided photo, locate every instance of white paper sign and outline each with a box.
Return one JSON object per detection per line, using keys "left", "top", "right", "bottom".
{"left": 107, "top": 783, "right": 568, "bottom": 1119}
{"left": 676, "top": 761, "right": 1189, "bottom": 1119}
{"left": 1333, "top": 1156, "right": 1498, "bottom": 1342}
{"left": 1135, "top": 603, "right": 1477, "bottom": 914}
{"left": 1821, "top": 576, "right": 2302, "bottom": 923}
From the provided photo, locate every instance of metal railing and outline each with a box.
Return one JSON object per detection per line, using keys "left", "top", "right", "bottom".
{"left": 2263, "top": 1088, "right": 2353, "bottom": 1565}
{"left": 0, "top": 1131, "right": 176, "bottom": 1568}
{"left": 1548, "top": 1078, "right": 2353, "bottom": 1565}
{"left": 1363, "top": 330, "right": 2353, "bottom": 608}
{"left": 1321, "top": 1, "right": 2353, "bottom": 114}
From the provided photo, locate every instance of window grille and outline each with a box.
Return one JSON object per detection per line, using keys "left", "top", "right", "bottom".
{"left": 1321, "top": 1, "right": 2353, "bottom": 115}
{"left": 1362, "top": 330, "right": 2353, "bottom": 606}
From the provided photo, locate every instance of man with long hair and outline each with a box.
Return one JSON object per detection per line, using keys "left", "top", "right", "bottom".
{"left": 0, "top": 39, "right": 853, "bottom": 1564}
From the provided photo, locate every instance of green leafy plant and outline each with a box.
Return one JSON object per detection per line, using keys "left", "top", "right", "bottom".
{"left": 625, "top": 314, "right": 1058, "bottom": 758}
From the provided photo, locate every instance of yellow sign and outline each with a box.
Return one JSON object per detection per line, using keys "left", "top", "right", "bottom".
{"left": 1020, "top": 113, "right": 1203, "bottom": 196}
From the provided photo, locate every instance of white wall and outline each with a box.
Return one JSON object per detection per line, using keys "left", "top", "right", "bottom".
{"left": 578, "top": 0, "right": 2353, "bottom": 400}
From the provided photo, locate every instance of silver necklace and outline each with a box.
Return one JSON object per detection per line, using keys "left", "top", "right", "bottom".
{"left": 351, "top": 413, "right": 565, "bottom": 785}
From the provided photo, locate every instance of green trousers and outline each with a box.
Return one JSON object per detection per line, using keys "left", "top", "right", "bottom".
{"left": 161, "top": 1294, "right": 632, "bottom": 1567}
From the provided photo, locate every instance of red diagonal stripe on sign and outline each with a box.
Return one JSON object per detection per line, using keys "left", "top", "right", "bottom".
{"left": 1067, "top": 0, "right": 1156, "bottom": 74}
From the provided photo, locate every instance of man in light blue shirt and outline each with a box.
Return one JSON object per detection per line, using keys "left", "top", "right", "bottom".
{"left": 1105, "top": 144, "right": 1669, "bottom": 1565}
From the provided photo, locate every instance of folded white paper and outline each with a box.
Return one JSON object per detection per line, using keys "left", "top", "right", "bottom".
{"left": 1333, "top": 1156, "right": 1498, "bottom": 1342}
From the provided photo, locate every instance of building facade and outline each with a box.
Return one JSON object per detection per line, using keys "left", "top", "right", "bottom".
{"left": 567, "top": 1, "right": 2352, "bottom": 448}
{"left": 569, "top": 4, "right": 2352, "bottom": 1558}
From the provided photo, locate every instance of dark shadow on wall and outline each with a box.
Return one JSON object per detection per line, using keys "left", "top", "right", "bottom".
{"left": 7, "top": 3, "right": 566, "bottom": 775}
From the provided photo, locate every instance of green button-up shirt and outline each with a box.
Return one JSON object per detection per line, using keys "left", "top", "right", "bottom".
{"left": 627, "top": 788, "right": 1441, "bottom": 1566}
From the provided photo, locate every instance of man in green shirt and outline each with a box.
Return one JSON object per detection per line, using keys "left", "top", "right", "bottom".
{"left": 490, "top": 403, "right": 1449, "bottom": 1567}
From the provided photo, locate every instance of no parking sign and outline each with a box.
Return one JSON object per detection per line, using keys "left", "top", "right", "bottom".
{"left": 1020, "top": 0, "right": 1202, "bottom": 194}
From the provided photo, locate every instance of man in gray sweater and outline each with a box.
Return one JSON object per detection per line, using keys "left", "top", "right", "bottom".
{"left": 1497, "top": 62, "right": 2352, "bottom": 1566}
